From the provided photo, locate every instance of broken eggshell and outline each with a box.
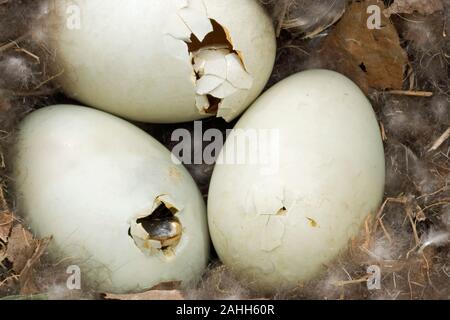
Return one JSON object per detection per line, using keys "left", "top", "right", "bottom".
{"left": 13, "top": 105, "right": 209, "bottom": 293}
{"left": 208, "top": 70, "right": 385, "bottom": 292}
{"left": 46, "top": 0, "right": 276, "bottom": 123}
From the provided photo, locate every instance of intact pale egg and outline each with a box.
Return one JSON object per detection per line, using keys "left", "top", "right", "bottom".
{"left": 13, "top": 105, "right": 209, "bottom": 293}
{"left": 208, "top": 70, "right": 385, "bottom": 292}
{"left": 45, "top": 0, "right": 276, "bottom": 123}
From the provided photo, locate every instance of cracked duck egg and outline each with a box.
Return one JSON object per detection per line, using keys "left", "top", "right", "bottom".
{"left": 208, "top": 70, "right": 385, "bottom": 292}
{"left": 45, "top": 0, "right": 276, "bottom": 123}
{"left": 13, "top": 105, "right": 209, "bottom": 293}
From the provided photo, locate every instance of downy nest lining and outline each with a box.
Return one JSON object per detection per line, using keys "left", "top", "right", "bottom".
{"left": 1, "top": 0, "right": 450, "bottom": 299}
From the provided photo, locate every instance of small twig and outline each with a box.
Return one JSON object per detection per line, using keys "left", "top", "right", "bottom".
{"left": 379, "top": 217, "right": 393, "bottom": 243}
{"left": 415, "top": 210, "right": 427, "bottom": 224}
{"left": 421, "top": 252, "right": 432, "bottom": 286}
{"left": 334, "top": 276, "right": 369, "bottom": 287}
{"left": 417, "top": 185, "right": 449, "bottom": 199}
{"left": 407, "top": 268, "right": 413, "bottom": 300}
{"left": 278, "top": 45, "right": 310, "bottom": 56}
{"left": 410, "top": 281, "right": 425, "bottom": 288}
{"left": 33, "top": 69, "right": 64, "bottom": 90}
{"left": 15, "top": 48, "right": 40, "bottom": 63}
{"left": 0, "top": 274, "right": 20, "bottom": 289}
{"left": 405, "top": 206, "right": 420, "bottom": 246}
{"left": 373, "top": 196, "right": 408, "bottom": 236}
{"left": 428, "top": 127, "right": 450, "bottom": 152}
{"left": 406, "top": 244, "right": 420, "bottom": 259}
{"left": 422, "top": 199, "right": 450, "bottom": 212}
{"left": 0, "top": 187, "right": 8, "bottom": 210}
{"left": 362, "top": 215, "right": 372, "bottom": 249}
{"left": 442, "top": 266, "right": 450, "bottom": 278}
{"left": 0, "top": 34, "right": 29, "bottom": 53}
{"left": 376, "top": 197, "right": 408, "bottom": 220}
{"left": 0, "top": 215, "right": 14, "bottom": 227}
{"left": 360, "top": 245, "right": 381, "bottom": 260}
{"left": 387, "top": 90, "right": 433, "bottom": 97}
{"left": 380, "top": 121, "right": 387, "bottom": 141}
{"left": 52, "top": 256, "right": 76, "bottom": 267}
{"left": 406, "top": 63, "right": 415, "bottom": 91}
{"left": 22, "top": 228, "right": 31, "bottom": 248}
{"left": 0, "top": 241, "right": 7, "bottom": 264}
{"left": 0, "top": 152, "right": 5, "bottom": 169}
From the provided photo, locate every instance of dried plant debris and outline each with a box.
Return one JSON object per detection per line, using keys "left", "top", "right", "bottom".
{"left": 102, "top": 272, "right": 268, "bottom": 300}
{"left": 0, "top": 225, "right": 52, "bottom": 296}
{"left": 104, "top": 290, "right": 185, "bottom": 301}
{"left": 0, "top": 189, "right": 51, "bottom": 297}
{"left": 320, "top": 0, "right": 409, "bottom": 93}
{"left": 384, "top": 0, "right": 446, "bottom": 16}
{"left": 0, "top": 189, "right": 12, "bottom": 243}
{"left": 103, "top": 282, "right": 184, "bottom": 301}
{"left": 0, "top": 212, "right": 12, "bottom": 243}
{"left": 5, "top": 224, "right": 36, "bottom": 273}
{"left": 18, "top": 236, "right": 51, "bottom": 295}
{"left": 267, "top": 0, "right": 410, "bottom": 93}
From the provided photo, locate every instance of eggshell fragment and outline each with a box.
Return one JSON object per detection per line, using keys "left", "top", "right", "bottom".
{"left": 13, "top": 105, "right": 209, "bottom": 293}
{"left": 208, "top": 70, "right": 385, "bottom": 292}
{"left": 46, "top": 0, "right": 276, "bottom": 123}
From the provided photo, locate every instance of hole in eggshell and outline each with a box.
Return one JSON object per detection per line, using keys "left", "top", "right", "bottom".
{"left": 128, "top": 198, "right": 182, "bottom": 257}
{"left": 187, "top": 19, "right": 234, "bottom": 53}
{"left": 203, "top": 95, "right": 221, "bottom": 114}
{"left": 276, "top": 207, "right": 287, "bottom": 216}
{"left": 187, "top": 19, "right": 250, "bottom": 115}
{"left": 188, "top": 19, "right": 233, "bottom": 114}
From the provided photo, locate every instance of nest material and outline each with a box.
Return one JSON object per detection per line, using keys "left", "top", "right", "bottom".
{"left": 1, "top": 0, "right": 450, "bottom": 300}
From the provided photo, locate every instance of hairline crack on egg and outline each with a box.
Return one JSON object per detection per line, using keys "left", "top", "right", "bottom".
{"left": 44, "top": 0, "right": 276, "bottom": 123}
{"left": 208, "top": 70, "right": 386, "bottom": 293}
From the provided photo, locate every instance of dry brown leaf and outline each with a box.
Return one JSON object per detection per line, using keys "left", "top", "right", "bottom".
{"left": 2, "top": 222, "right": 51, "bottom": 294}
{"left": 149, "top": 281, "right": 182, "bottom": 290}
{"left": 0, "top": 211, "right": 12, "bottom": 243}
{"left": 384, "top": 0, "right": 444, "bottom": 16}
{"left": 103, "top": 289, "right": 185, "bottom": 301}
{"left": 0, "top": 188, "right": 12, "bottom": 242}
{"left": 320, "top": 0, "right": 408, "bottom": 93}
{"left": 103, "top": 281, "right": 184, "bottom": 300}
{"left": 19, "top": 237, "right": 51, "bottom": 295}
{"left": 0, "top": 187, "right": 7, "bottom": 210}
{"left": 5, "top": 224, "right": 37, "bottom": 273}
